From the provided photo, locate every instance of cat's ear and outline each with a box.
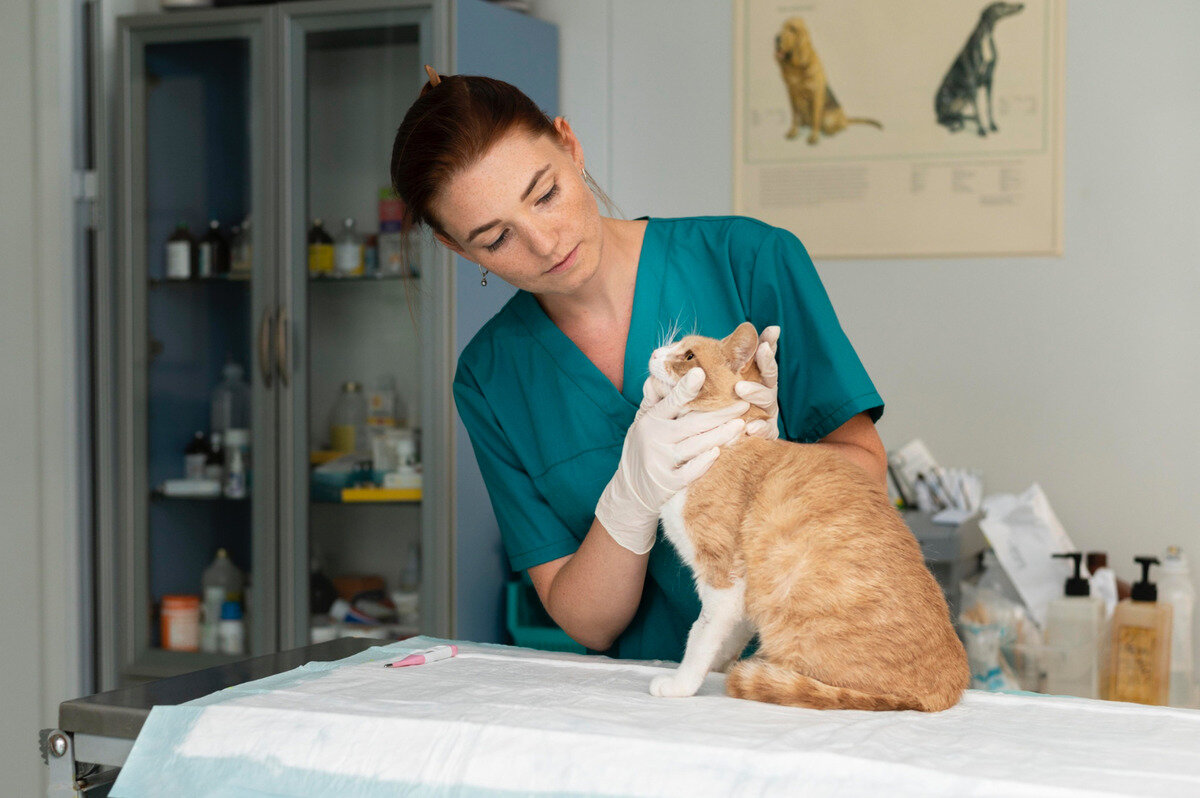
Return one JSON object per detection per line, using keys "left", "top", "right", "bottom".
{"left": 724, "top": 322, "right": 759, "bottom": 373}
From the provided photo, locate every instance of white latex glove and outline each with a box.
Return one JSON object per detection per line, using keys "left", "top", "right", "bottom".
{"left": 596, "top": 368, "right": 750, "bottom": 554}
{"left": 734, "top": 325, "right": 781, "bottom": 440}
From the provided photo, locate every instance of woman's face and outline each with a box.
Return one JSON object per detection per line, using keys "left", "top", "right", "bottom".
{"left": 429, "top": 119, "right": 603, "bottom": 295}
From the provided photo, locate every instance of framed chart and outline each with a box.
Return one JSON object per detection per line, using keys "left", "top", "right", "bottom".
{"left": 733, "top": 0, "right": 1065, "bottom": 258}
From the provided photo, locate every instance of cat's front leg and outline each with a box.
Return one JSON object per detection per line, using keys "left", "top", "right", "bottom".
{"left": 650, "top": 581, "right": 746, "bottom": 698}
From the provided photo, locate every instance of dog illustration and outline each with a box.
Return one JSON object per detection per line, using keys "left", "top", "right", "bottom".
{"left": 774, "top": 17, "right": 882, "bottom": 145}
{"left": 935, "top": 2, "right": 1025, "bottom": 136}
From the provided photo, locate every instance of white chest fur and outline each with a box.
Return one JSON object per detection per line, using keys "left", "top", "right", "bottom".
{"left": 659, "top": 489, "right": 697, "bottom": 568}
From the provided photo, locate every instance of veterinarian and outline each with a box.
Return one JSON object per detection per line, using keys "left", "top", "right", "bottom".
{"left": 391, "top": 68, "right": 886, "bottom": 661}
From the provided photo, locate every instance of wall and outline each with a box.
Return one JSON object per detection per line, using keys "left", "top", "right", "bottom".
{"left": 0, "top": 0, "right": 81, "bottom": 792}
{"left": 533, "top": 0, "right": 1200, "bottom": 597}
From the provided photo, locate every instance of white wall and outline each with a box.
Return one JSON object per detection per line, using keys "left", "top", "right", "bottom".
{"left": 536, "top": 0, "right": 1200, "bottom": 593}
{"left": 0, "top": 0, "right": 82, "bottom": 793}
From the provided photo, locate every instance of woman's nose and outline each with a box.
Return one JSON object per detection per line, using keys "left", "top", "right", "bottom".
{"left": 525, "top": 218, "right": 557, "bottom": 257}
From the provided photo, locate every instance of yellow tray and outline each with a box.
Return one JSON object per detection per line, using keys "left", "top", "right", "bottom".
{"left": 340, "top": 487, "right": 422, "bottom": 503}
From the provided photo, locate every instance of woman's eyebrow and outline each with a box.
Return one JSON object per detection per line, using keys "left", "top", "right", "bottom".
{"left": 466, "top": 164, "right": 551, "bottom": 242}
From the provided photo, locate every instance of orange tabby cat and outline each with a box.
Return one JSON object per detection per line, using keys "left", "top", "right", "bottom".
{"left": 647, "top": 322, "right": 968, "bottom": 711}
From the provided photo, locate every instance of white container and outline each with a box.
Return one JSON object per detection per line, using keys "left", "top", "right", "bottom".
{"left": 1160, "top": 546, "right": 1197, "bottom": 708}
{"left": 1043, "top": 553, "right": 1105, "bottom": 699}
{"left": 1043, "top": 597, "right": 1105, "bottom": 698}
{"left": 218, "top": 600, "right": 245, "bottom": 656}
{"left": 334, "top": 217, "right": 363, "bottom": 276}
{"left": 223, "top": 428, "right": 250, "bottom": 498}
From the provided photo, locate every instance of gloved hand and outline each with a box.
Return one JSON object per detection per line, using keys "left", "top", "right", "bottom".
{"left": 734, "top": 325, "right": 781, "bottom": 440}
{"left": 596, "top": 368, "right": 750, "bottom": 554}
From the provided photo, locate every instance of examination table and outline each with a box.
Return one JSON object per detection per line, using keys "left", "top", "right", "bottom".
{"left": 45, "top": 636, "right": 1200, "bottom": 797}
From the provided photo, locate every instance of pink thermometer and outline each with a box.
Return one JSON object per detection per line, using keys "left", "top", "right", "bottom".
{"left": 384, "top": 644, "right": 458, "bottom": 668}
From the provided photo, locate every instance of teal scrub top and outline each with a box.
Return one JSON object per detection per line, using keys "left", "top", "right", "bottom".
{"left": 452, "top": 215, "right": 884, "bottom": 662}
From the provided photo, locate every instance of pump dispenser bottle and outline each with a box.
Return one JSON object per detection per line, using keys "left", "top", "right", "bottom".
{"left": 1044, "top": 552, "right": 1105, "bottom": 698}
{"left": 1106, "top": 556, "right": 1173, "bottom": 705}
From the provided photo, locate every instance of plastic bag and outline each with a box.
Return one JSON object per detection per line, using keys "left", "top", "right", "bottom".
{"left": 959, "top": 580, "right": 1043, "bottom": 692}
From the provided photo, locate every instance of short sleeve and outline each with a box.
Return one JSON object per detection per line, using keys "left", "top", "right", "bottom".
{"left": 738, "top": 226, "right": 884, "bottom": 443}
{"left": 453, "top": 363, "right": 582, "bottom": 572}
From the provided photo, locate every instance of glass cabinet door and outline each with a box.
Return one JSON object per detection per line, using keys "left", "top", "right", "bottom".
{"left": 279, "top": 4, "right": 440, "bottom": 649}
{"left": 118, "top": 12, "right": 276, "bottom": 680}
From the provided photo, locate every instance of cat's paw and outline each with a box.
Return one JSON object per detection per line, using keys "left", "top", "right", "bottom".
{"left": 650, "top": 673, "right": 699, "bottom": 698}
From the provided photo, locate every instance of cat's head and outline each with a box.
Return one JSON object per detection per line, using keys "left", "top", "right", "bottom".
{"left": 648, "top": 321, "right": 770, "bottom": 417}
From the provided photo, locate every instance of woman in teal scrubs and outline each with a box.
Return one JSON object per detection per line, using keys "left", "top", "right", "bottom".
{"left": 391, "top": 70, "right": 887, "bottom": 662}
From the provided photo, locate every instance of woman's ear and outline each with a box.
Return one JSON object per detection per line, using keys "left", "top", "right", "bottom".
{"left": 432, "top": 230, "right": 467, "bottom": 259}
{"left": 553, "top": 116, "right": 585, "bottom": 173}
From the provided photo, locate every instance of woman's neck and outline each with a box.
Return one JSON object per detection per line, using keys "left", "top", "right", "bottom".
{"left": 537, "top": 216, "right": 644, "bottom": 330}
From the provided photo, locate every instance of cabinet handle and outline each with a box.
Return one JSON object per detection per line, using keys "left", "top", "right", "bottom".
{"left": 276, "top": 306, "right": 290, "bottom": 388}
{"left": 258, "top": 308, "right": 275, "bottom": 388}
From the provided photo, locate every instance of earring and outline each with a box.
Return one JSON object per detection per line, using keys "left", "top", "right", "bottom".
{"left": 479, "top": 265, "right": 488, "bottom": 287}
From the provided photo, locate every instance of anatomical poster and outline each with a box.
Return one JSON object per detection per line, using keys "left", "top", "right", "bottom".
{"left": 733, "top": 0, "right": 1065, "bottom": 258}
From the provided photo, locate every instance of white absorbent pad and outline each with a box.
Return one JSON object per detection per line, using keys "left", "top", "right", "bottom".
{"left": 111, "top": 636, "right": 1200, "bottom": 797}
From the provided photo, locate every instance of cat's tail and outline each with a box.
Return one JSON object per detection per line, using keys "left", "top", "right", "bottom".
{"left": 726, "top": 659, "right": 943, "bottom": 712}
{"left": 847, "top": 117, "right": 884, "bottom": 129}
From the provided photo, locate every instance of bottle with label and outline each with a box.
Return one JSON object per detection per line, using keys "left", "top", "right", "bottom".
{"left": 334, "top": 217, "right": 364, "bottom": 276}
{"left": 210, "top": 360, "right": 251, "bottom": 441}
{"left": 223, "top": 428, "right": 250, "bottom": 498}
{"left": 184, "top": 431, "right": 210, "bottom": 481}
{"left": 1106, "top": 556, "right": 1173, "bottom": 705}
{"left": 367, "top": 376, "right": 398, "bottom": 428}
{"left": 198, "top": 220, "right": 229, "bottom": 277}
{"left": 379, "top": 187, "right": 407, "bottom": 276}
{"left": 218, "top": 601, "right": 246, "bottom": 655}
{"left": 330, "top": 381, "right": 368, "bottom": 454}
{"left": 200, "top": 548, "right": 244, "bottom": 653}
{"left": 1044, "top": 552, "right": 1105, "bottom": 698}
{"left": 230, "top": 216, "right": 252, "bottom": 276}
{"left": 307, "top": 218, "right": 334, "bottom": 276}
{"left": 205, "top": 432, "right": 224, "bottom": 482}
{"left": 166, "top": 222, "right": 195, "bottom": 279}
{"left": 1159, "top": 546, "right": 1196, "bottom": 707}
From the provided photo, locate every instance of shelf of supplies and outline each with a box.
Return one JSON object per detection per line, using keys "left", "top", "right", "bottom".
{"left": 308, "top": 272, "right": 418, "bottom": 282}
{"left": 309, "top": 484, "right": 422, "bottom": 504}
{"left": 122, "top": 648, "right": 244, "bottom": 681}
{"left": 148, "top": 274, "right": 250, "bottom": 286}
{"left": 151, "top": 489, "right": 250, "bottom": 502}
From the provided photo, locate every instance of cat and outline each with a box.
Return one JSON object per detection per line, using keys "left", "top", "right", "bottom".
{"left": 775, "top": 17, "right": 883, "bottom": 145}
{"left": 646, "top": 322, "right": 968, "bottom": 711}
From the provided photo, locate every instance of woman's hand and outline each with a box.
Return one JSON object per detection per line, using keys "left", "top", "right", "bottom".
{"left": 595, "top": 368, "right": 749, "bottom": 554}
{"left": 734, "top": 325, "right": 781, "bottom": 440}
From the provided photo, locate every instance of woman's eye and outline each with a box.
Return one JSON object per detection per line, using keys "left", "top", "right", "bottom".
{"left": 684, "top": 351, "right": 694, "bottom": 360}
{"left": 538, "top": 184, "right": 559, "bottom": 204}
{"left": 485, "top": 230, "right": 509, "bottom": 252}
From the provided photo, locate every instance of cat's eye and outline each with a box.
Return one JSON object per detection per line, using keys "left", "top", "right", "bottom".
{"left": 684, "top": 351, "right": 694, "bottom": 360}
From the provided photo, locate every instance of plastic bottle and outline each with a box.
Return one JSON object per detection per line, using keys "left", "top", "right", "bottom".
{"left": 201, "top": 548, "right": 244, "bottom": 653}
{"left": 334, "top": 217, "right": 363, "bottom": 276}
{"left": 230, "top": 216, "right": 252, "bottom": 275}
{"left": 1043, "top": 553, "right": 1105, "bottom": 698}
{"left": 161, "top": 595, "right": 201, "bottom": 651}
{"left": 1106, "top": 556, "right": 1173, "bottom": 705}
{"left": 367, "top": 376, "right": 398, "bottom": 428}
{"left": 166, "top": 222, "right": 195, "bottom": 279}
{"left": 330, "top": 381, "right": 368, "bottom": 454}
{"left": 184, "top": 431, "right": 210, "bottom": 481}
{"left": 205, "top": 432, "right": 224, "bottom": 482}
{"left": 211, "top": 360, "right": 251, "bottom": 440}
{"left": 378, "top": 186, "right": 407, "bottom": 276}
{"left": 307, "top": 218, "right": 334, "bottom": 276}
{"left": 198, "top": 219, "right": 229, "bottom": 277}
{"left": 1159, "top": 546, "right": 1196, "bottom": 708}
{"left": 223, "top": 428, "right": 249, "bottom": 498}
{"left": 218, "top": 601, "right": 245, "bottom": 655}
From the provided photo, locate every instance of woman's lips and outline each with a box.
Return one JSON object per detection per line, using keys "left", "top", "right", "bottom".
{"left": 546, "top": 244, "right": 579, "bottom": 274}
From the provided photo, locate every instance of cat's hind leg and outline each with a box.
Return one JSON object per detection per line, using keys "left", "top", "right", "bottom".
{"left": 650, "top": 581, "right": 746, "bottom": 698}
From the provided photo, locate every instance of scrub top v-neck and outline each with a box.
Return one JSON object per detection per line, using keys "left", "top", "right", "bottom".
{"left": 453, "top": 215, "right": 884, "bottom": 662}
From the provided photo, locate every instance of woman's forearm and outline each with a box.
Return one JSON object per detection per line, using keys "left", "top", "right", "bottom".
{"left": 543, "top": 518, "right": 651, "bottom": 651}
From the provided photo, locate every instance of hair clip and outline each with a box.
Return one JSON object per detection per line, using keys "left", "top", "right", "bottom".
{"left": 424, "top": 64, "right": 441, "bottom": 87}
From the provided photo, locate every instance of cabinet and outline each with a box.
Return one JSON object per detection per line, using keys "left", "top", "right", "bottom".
{"left": 97, "top": 0, "right": 557, "bottom": 686}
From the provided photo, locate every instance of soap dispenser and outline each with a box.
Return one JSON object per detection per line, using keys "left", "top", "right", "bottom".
{"left": 1044, "top": 552, "right": 1105, "bottom": 698}
{"left": 1106, "top": 556, "right": 1173, "bottom": 705}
